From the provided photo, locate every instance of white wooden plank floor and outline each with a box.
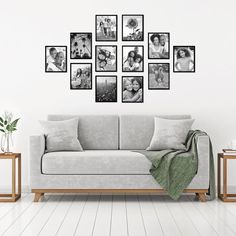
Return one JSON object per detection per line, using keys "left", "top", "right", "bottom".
{"left": 0, "top": 193, "right": 236, "bottom": 236}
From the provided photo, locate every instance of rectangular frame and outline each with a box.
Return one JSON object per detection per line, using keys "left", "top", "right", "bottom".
{"left": 122, "top": 76, "right": 144, "bottom": 103}
{"left": 0, "top": 153, "right": 21, "bottom": 202}
{"left": 122, "top": 45, "right": 144, "bottom": 72}
{"left": 173, "top": 45, "right": 196, "bottom": 73}
{"left": 122, "top": 14, "right": 144, "bottom": 41}
{"left": 95, "top": 45, "right": 118, "bottom": 72}
{"left": 45, "top": 46, "right": 67, "bottom": 73}
{"left": 148, "top": 32, "right": 170, "bottom": 59}
{"left": 148, "top": 63, "right": 170, "bottom": 90}
{"left": 95, "top": 15, "right": 118, "bottom": 42}
{"left": 70, "top": 32, "right": 92, "bottom": 59}
{"left": 95, "top": 75, "right": 117, "bottom": 103}
{"left": 70, "top": 63, "right": 93, "bottom": 90}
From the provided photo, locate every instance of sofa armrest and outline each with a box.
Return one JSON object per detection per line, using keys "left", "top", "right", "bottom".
{"left": 30, "top": 135, "right": 45, "bottom": 178}
{"left": 196, "top": 135, "right": 210, "bottom": 179}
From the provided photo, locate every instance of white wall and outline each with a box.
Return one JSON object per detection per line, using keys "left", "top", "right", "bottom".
{"left": 0, "top": 0, "right": 236, "bottom": 190}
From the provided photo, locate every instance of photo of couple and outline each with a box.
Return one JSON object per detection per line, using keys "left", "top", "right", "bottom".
{"left": 45, "top": 46, "right": 67, "bottom": 72}
{"left": 70, "top": 33, "right": 92, "bottom": 59}
{"left": 173, "top": 46, "right": 195, "bottom": 72}
{"left": 122, "top": 76, "right": 143, "bottom": 103}
{"left": 70, "top": 63, "right": 92, "bottom": 89}
{"left": 96, "top": 15, "right": 117, "bottom": 41}
{"left": 148, "top": 63, "right": 170, "bottom": 90}
{"left": 96, "top": 46, "right": 117, "bottom": 72}
{"left": 122, "top": 46, "right": 144, "bottom": 72}
{"left": 148, "top": 33, "right": 170, "bottom": 59}
{"left": 122, "top": 15, "right": 144, "bottom": 41}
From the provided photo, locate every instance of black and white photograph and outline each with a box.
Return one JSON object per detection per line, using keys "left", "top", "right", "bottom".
{"left": 95, "top": 46, "right": 117, "bottom": 72}
{"left": 70, "top": 33, "right": 92, "bottom": 59}
{"left": 148, "top": 63, "right": 170, "bottom": 90}
{"left": 70, "top": 63, "right": 92, "bottom": 89}
{"left": 148, "top": 33, "right": 170, "bottom": 59}
{"left": 96, "top": 15, "right": 117, "bottom": 41}
{"left": 122, "top": 15, "right": 144, "bottom": 41}
{"left": 95, "top": 76, "right": 117, "bottom": 102}
{"left": 122, "top": 76, "right": 143, "bottom": 103}
{"left": 122, "top": 46, "right": 144, "bottom": 72}
{"left": 45, "top": 46, "right": 67, "bottom": 72}
{"left": 173, "top": 46, "right": 195, "bottom": 72}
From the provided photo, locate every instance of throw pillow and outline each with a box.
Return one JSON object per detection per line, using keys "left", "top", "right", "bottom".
{"left": 147, "top": 117, "right": 194, "bottom": 150}
{"left": 39, "top": 118, "right": 83, "bottom": 152}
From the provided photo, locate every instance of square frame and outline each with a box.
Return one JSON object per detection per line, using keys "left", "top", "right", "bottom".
{"left": 95, "top": 75, "right": 117, "bottom": 103}
{"left": 95, "top": 15, "right": 118, "bottom": 41}
{"left": 95, "top": 45, "right": 117, "bottom": 72}
{"left": 122, "top": 76, "right": 144, "bottom": 103}
{"left": 122, "top": 45, "right": 144, "bottom": 72}
{"left": 148, "top": 63, "right": 170, "bottom": 90}
{"left": 70, "top": 63, "right": 92, "bottom": 90}
{"left": 70, "top": 32, "right": 92, "bottom": 59}
{"left": 173, "top": 46, "right": 196, "bottom": 73}
{"left": 45, "top": 46, "right": 67, "bottom": 73}
{"left": 122, "top": 14, "right": 144, "bottom": 41}
{"left": 148, "top": 32, "right": 170, "bottom": 59}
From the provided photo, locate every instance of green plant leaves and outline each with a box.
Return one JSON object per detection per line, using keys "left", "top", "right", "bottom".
{"left": 10, "top": 118, "right": 20, "bottom": 128}
{"left": 0, "top": 117, "right": 3, "bottom": 123}
{"left": 0, "top": 129, "right": 5, "bottom": 133}
{"left": 0, "top": 117, "right": 20, "bottom": 133}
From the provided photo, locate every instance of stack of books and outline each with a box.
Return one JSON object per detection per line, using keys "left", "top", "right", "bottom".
{"left": 223, "top": 149, "right": 236, "bottom": 155}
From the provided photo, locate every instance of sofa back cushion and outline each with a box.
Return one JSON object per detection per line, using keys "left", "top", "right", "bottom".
{"left": 48, "top": 115, "right": 119, "bottom": 150}
{"left": 119, "top": 115, "right": 191, "bottom": 150}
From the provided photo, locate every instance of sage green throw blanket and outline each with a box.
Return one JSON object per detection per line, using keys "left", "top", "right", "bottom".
{"left": 136, "top": 130, "right": 215, "bottom": 200}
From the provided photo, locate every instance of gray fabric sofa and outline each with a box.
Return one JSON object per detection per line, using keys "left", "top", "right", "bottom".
{"left": 30, "top": 115, "right": 210, "bottom": 202}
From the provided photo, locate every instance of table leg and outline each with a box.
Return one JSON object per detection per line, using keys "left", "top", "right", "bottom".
{"left": 12, "top": 158, "right": 16, "bottom": 198}
{"left": 223, "top": 157, "right": 227, "bottom": 199}
{"left": 217, "top": 155, "right": 221, "bottom": 198}
{"left": 18, "top": 156, "right": 21, "bottom": 197}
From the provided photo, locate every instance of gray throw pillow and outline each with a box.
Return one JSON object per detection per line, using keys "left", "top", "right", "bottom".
{"left": 147, "top": 117, "right": 194, "bottom": 150}
{"left": 39, "top": 118, "right": 83, "bottom": 152}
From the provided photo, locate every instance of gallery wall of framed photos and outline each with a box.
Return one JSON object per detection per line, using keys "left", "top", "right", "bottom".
{"left": 45, "top": 14, "right": 196, "bottom": 103}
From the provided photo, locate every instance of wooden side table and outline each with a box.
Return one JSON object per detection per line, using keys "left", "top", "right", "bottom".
{"left": 218, "top": 153, "right": 236, "bottom": 202}
{"left": 0, "top": 153, "right": 21, "bottom": 202}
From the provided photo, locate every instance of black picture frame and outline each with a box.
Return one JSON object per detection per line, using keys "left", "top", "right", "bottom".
{"left": 148, "top": 32, "right": 170, "bottom": 59}
{"left": 122, "top": 45, "right": 144, "bottom": 72}
{"left": 122, "top": 76, "right": 144, "bottom": 103}
{"left": 70, "top": 32, "right": 92, "bottom": 59}
{"left": 95, "top": 76, "right": 117, "bottom": 102}
{"left": 122, "top": 14, "right": 144, "bottom": 41}
{"left": 173, "top": 46, "right": 196, "bottom": 73}
{"left": 148, "top": 63, "right": 170, "bottom": 90}
{"left": 45, "top": 46, "right": 67, "bottom": 73}
{"left": 70, "top": 63, "right": 92, "bottom": 90}
{"left": 95, "top": 45, "right": 117, "bottom": 72}
{"left": 95, "top": 15, "right": 118, "bottom": 41}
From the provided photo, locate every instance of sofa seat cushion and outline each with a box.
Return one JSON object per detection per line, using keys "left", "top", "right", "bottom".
{"left": 42, "top": 150, "right": 151, "bottom": 175}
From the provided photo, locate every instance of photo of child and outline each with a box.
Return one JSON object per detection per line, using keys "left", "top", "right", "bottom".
{"left": 173, "top": 46, "right": 195, "bottom": 72}
{"left": 148, "top": 33, "right": 170, "bottom": 59}
{"left": 70, "top": 33, "right": 92, "bottom": 59}
{"left": 96, "top": 15, "right": 117, "bottom": 41}
{"left": 148, "top": 63, "right": 170, "bottom": 90}
{"left": 96, "top": 46, "right": 117, "bottom": 72}
{"left": 70, "top": 63, "right": 92, "bottom": 89}
{"left": 45, "top": 46, "right": 67, "bottom": 72}
{"left": 122, "top": 46, "right": 144, "bottom": 72}
{"left": 122, "top": 76, "right": 143, "bottom": 103}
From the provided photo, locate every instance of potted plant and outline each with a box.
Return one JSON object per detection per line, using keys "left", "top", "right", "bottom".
{"left": 0, "top": 111, "right": 20, "bottom": 153}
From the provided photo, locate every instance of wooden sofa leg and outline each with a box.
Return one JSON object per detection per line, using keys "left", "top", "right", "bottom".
{"left": 34, "top": 193, "right": 44, "bottom": 202}
{"left": 196, "top": 193, "right": 206, "bottom": 202}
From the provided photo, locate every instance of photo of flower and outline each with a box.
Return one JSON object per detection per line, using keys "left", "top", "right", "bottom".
{"left": 122, "top": 15, "right": 144, "bottom": 41}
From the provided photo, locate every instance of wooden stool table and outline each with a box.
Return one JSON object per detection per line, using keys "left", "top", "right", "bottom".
{"left": 218, "top": 153, "right": 236, "bottom": 202}
{"left": 0, "top": 153, "right": 21, "bottom": 202}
